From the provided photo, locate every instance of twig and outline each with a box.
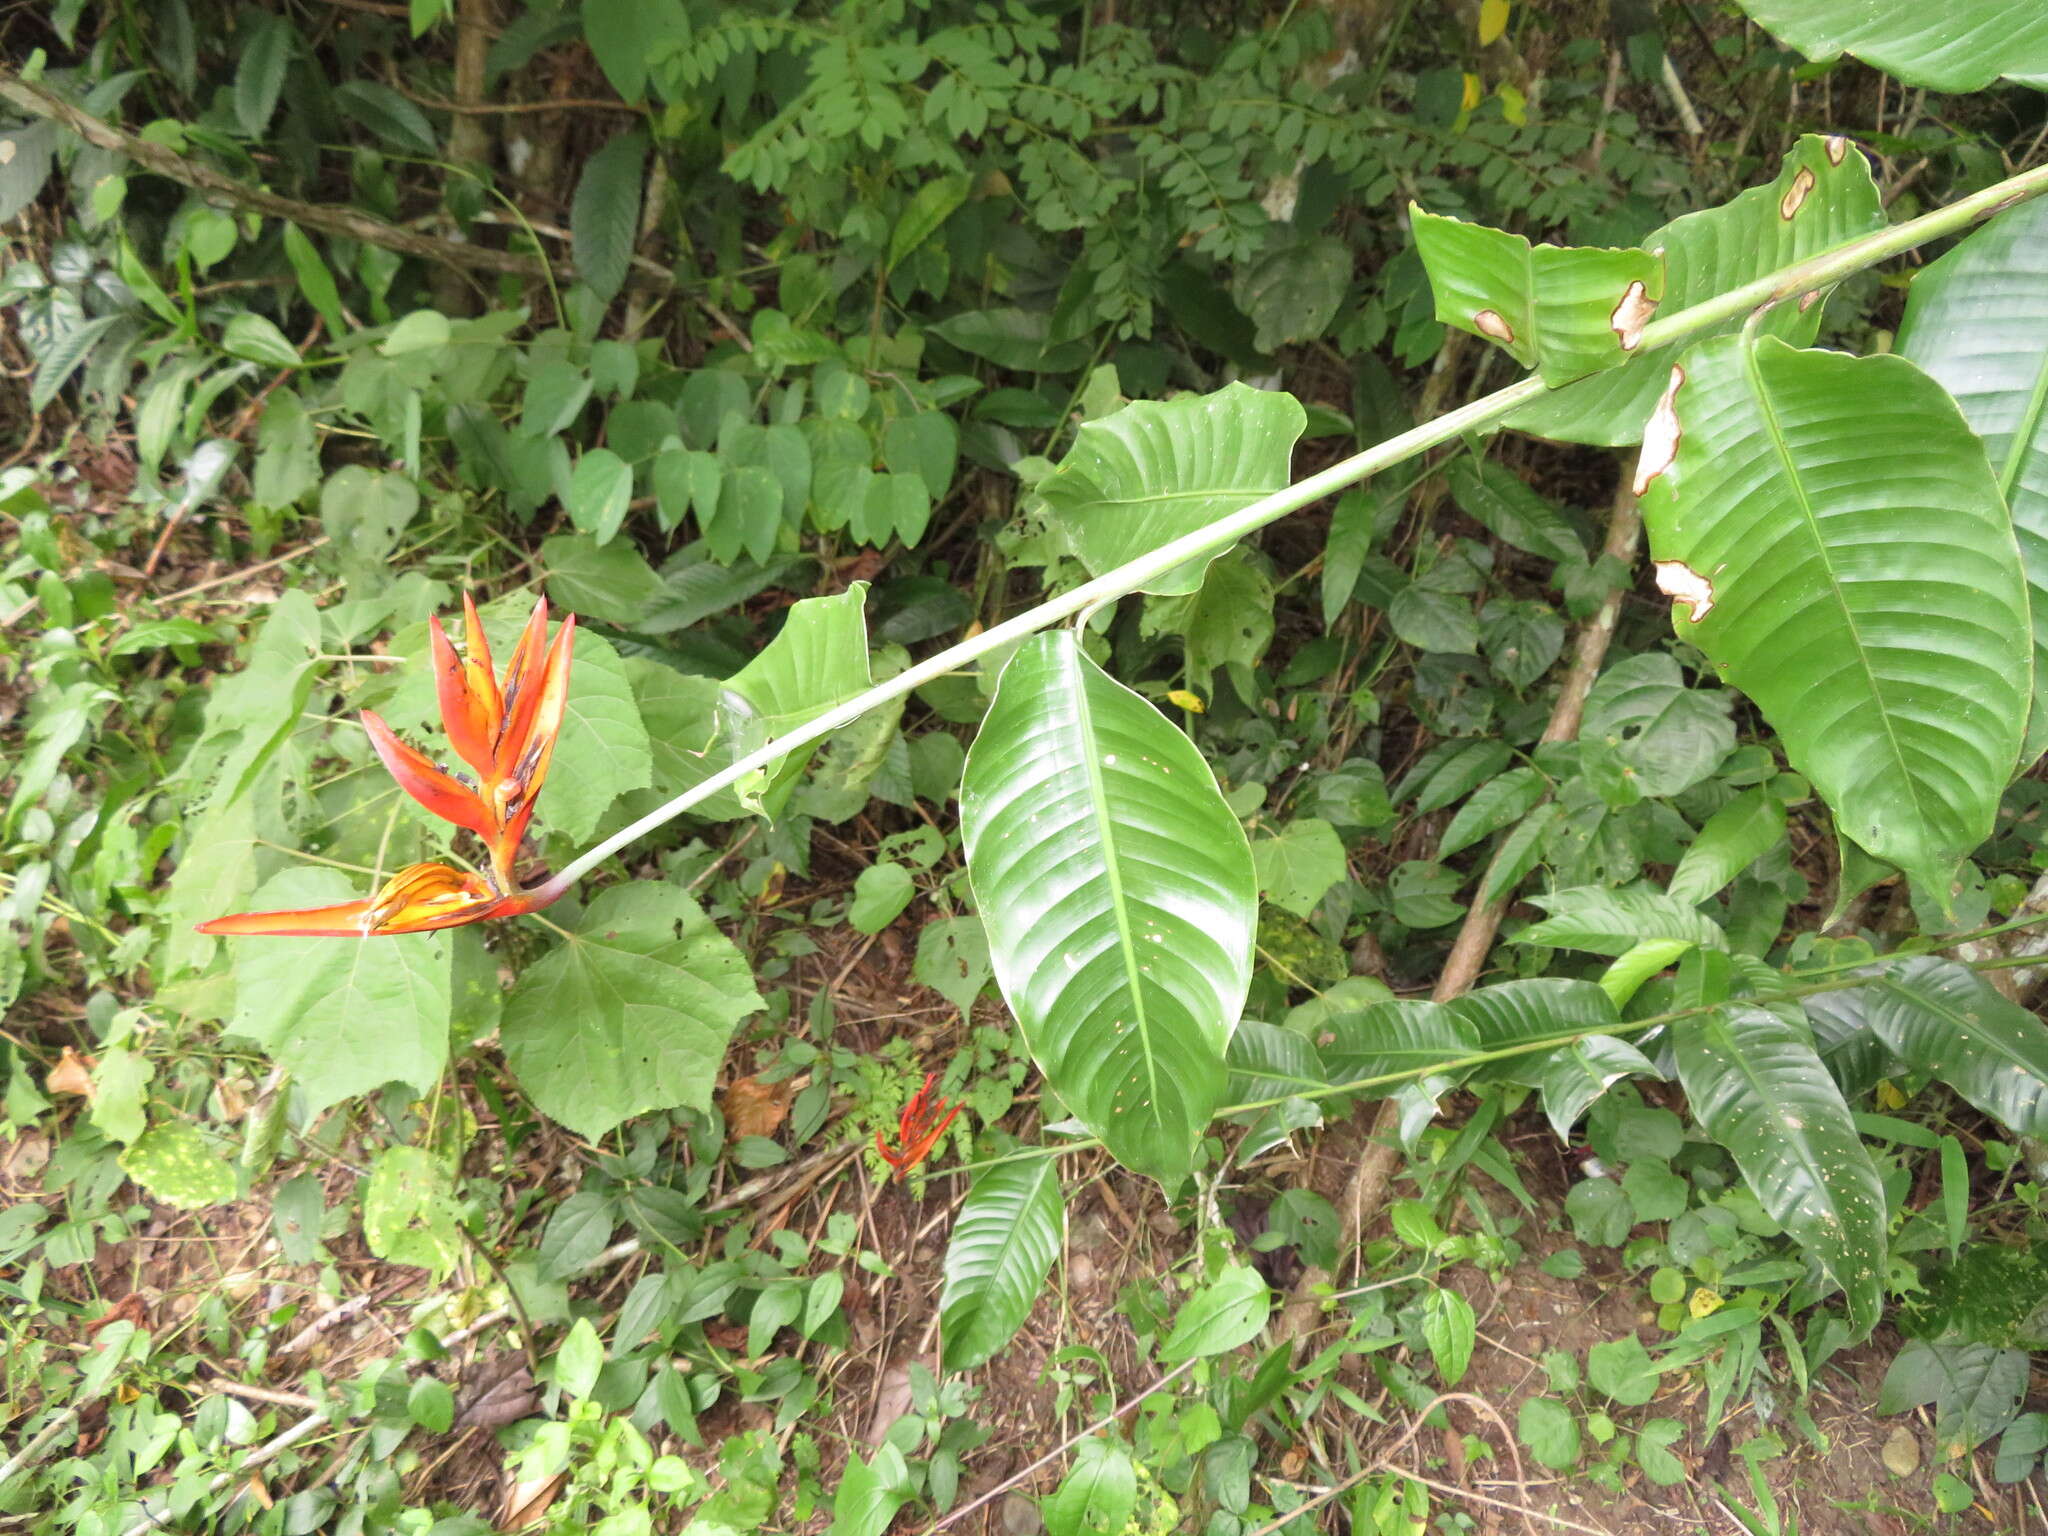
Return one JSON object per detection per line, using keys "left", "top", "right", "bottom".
{"left": 160, "top": 538, "right": 331, "bottom": 604}
{"left": 204, "top": 1377, "right": 322, "bottom": 1411}
{"left": 0, "top": 1407, "right": 79, "bottom": 1489}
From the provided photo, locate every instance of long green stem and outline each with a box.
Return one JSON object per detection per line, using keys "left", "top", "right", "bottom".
{"left": 550, "top": 159, "right": 2048, "bottom": 895}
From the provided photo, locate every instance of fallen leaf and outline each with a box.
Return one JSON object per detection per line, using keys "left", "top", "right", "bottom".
{"left": 501, "top": 1471, "right": 566, "bottom": 1529}
{"left": 455, "top": 1351, "right": 539, "bottom": 1433}
{"left": 48, "top": 1046, "right": 97, "bottom": 1098}
{"left": 721, "top": 1075, "right": 791, "bottom": 1140}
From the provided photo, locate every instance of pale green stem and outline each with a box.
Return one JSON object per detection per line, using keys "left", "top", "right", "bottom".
{"left": 549, "top": 160, "right": 2048, "bottom": 896}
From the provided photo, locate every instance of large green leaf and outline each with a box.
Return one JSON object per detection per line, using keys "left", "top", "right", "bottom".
{"left": 1860, "top": 957, "right": 2048, "bottom": 1139}
{"left": 1508, "top": 136, "right": 1882, "bottom": 446}
{"left": 722, "top": 583, "right": 874, "bottom": 811}
{"left": 1897, "top": 199, "right": 2048, "bottom": 767}
{"left": 1410, "top": 209, "right": 1664, "bottom": 384}
{"left": 960, "top": 632, "right": 1257, "bottom": 1185}
{"left": 939, "top": 1158, "right": 1065, "bottom": 1372}
{"left": 1517, "top": 886, "right": 1729, "bottom": 956}
{"left": 1316, "top": 1000, "right": 1478, "bottom": 1089}
{"left": 500, "top": 885, "right": 763, "bottom": 1140}
{"left": 227, "top": 868, "right": 451, "bottom": 1113}
{"left": 1637, "top": 335, "right": 2030, "bottom": 896}
{"left": 1734, "top": 1, "right": 2048, "bottom": 91}
{"left": 1673, "top": 1005, "right": 1886, "bottom": 1336}
{"left": 1038, "top": 382, "right": 1306, "bottom": 596}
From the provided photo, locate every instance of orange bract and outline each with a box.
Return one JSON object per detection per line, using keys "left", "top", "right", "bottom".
{"left": 197, "top": 594, "right": 576, "bottom": 940}
{"left": 876, "top": 1072, "right": 962, "bottom": 1179}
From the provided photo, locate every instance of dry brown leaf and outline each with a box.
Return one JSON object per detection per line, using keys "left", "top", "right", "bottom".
{"left": 501, "top": 1472, "right": 566, "bottom": 1529}
{"left": 721, "top": 1075, "right": 791, "bottom": 1140}
{"left": 47, "top": 1046, "right": 97, "bottom": 1098}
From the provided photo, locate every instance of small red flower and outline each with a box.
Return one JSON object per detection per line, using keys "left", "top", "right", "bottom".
{"left": 876, "top": 1072, "right": 961, "bottom": 1179}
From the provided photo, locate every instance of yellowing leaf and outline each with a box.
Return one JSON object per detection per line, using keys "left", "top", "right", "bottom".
{"left": 1460, "top": 72, "right": 1482, "bottom": 112}
{"left": 1876, "top": 1078, "right": 1907, "bottom": 1110}
{"left": 1165, "top": 689, "right": 1206, "bottom": 713}
{"left": 1688, "top": 1286, "right": 1723, "bottom": 1319}
{"left": 1478, "top": 0, "right": 1510, "bottom": 45}
{"left": 1498, "top": 82, "right": 1528, "bottom": 126}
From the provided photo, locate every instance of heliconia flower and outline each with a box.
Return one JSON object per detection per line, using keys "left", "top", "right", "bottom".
{"left": 197, "top": 594, "right": 576, "bottom": 940}
{"left": 875, "top": 1072, "right": 962, "bottom": 1179}
{"left": 196, "top": 861, "right": 563, "bottom": 938}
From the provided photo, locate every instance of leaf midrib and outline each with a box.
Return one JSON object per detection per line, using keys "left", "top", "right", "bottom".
{"left": 1741, "top": 342, "right": 1929, "bottom": 839}
{"left": 1063, "top": 638, "right": 1163, "bottom": 1121}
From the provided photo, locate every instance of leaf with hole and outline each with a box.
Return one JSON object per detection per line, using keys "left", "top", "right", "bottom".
{"left": 1509, "top": 136, "right": 1883, "bottom": 445}
{"left": 1411, "top": 209, "right": 1663, "bottom": 383}
{"left": 1638, "top": 335, "right": 2029, "bottom": 898}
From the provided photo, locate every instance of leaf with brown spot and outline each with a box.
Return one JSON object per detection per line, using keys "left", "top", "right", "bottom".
{"left": 1510, "top": 135, "right": 1882, "bottom": 447}
{"left": 1631, "top": 367, "right": 1686, "bottom": 497}
{"left": 1778, "top": 166, "right": 1816, "bottom": 219}
{"left": 720, "top": 1074, "right": 791, "bottom": 1139}
{"left": 1409, "top": 206, "right": 1664, "bottom": 384}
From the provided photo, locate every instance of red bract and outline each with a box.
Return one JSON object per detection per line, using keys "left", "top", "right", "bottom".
{"left": 876, "top": 1072, "right": 961, "bottom": 1179}
{"left": 197, "top": 594, "right": 575, "bottom": 939}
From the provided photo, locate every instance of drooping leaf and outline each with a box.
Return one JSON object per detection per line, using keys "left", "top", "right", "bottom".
{"left": 233, "top": 13, "right": 294, "bottom": 138}
{"left": 1410, "top": 209, "right": 1664, "bottom": 383}
{"left": 1518, "top": 886, "right": 1729, "bottom": 956}
{"left": 1732, "top": 1, "right": 2048, "bottom": 90}
{"left": 499, "top": 885, "right": 764, "bottom": 1141}
{"left": 570, "top": 130, "right": 648, "bottom": 304}
{"left": 332, "top": 81, "right": 440, "bottom": 155}
{"left": 960, "top": 632, "right": 1256, "bottom": 1185}
{"left": 1897, "top": 198, "right": 2048, "bottom": 767}
{"left": 1673, "top": 1005, "right": 1886, "bottom": 1336}
{"left": 1038, "top": 382, "right": 1306, "bottom": 596}
{"left": 1446, "top": 458, "right": 1587, "bottom": 564}
{"left": 227, "top": 868, "right": 452, "bottom": 1114}
{"left": 1858, "top": 956, "right": 2048, "bottom": 1139}
{"left": 1316, "top": 1000, "right": 1479, "bottom": 1090}
{"left": 939, "top": 1158, "right": 1065, "bottom": 1372}
{"left": 1509, "top": 136, "right": 1883, "bottom": 446}
{"left": 1669, "top": 785, "right": 1788, "bottom": 904}
{"left": 1637, "top": 336, "right": 2030, "bottom": 897}
{"left": 1531, "top": 1035, "right": 1662, "bottom": 1141}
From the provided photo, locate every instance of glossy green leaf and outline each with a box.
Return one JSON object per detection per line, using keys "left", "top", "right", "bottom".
{"left": 227, "top": 869, "right": 452, "bottom": 1114}
{"left": 940, "top": 1158, "right": 1064, "bottom": 1372}
{"left": 1510, "top": 136, "right": 1882, "bottom": 445}
{"left": 1225, "top": 1018, "right": 1327, "bottom": 1103}
{"left": 1897, "top": 198, "right": 2048, "bottom": 766}
{"left": 1039, "top": 382, "right": 1306, "bottom": 596}
{"left": 1531, "top": 1035, "right": 1661, "bottom": 1141}
{"left": 1673, "top": 1005, "right": 1886, "bottom": 1336}
{"left": 1733, "top": 1, "right": 2048, "bottom": 90}
{"left": 1316, "top": 1000, "right": 1479, "bottom": 1089}
{"left": 960, "top": 632, "right": 1256, "bottom": 1185}
{"left": 1638, "top": 335, "right": 2030, "bottom": 896}
{"left": 1159, "top": 1264, "right": 1271, "bottom": 1361}
{"left": 1411, "top": 208, "right": 1663, "bottom": 383}
{"left": 1518, "top": 886, "right": 1729, "bottom": 956}
{"left": 1044, "top": 1439, "right": 1137, "bottom": 1536}
{"left": 1860, "top": 956, "right": 2048, "bottom": 1138}
{"left": 1669, "top": 786, "right": 1787, "bottom": 904}
{"left": 571, "top": 130, "right": 648, "bottom": 303}
{"left": 500, "top": 885, "right": 764, "bottom": 1141}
